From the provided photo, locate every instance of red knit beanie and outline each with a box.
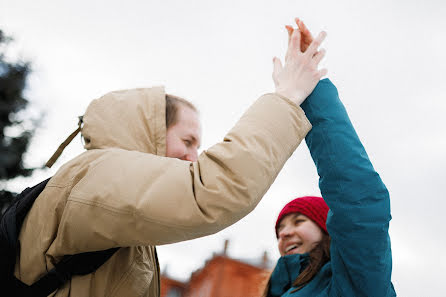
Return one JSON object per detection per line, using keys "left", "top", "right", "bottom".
{"left": 275, "top": 196, "right": 329, "bottom": 237}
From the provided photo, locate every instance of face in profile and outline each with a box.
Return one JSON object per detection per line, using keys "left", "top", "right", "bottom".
{"left": 165, "top": 105, "right": 201, "bottom": 162}
{"left": 277, "top": 213, "right": 324, "bottom": 256}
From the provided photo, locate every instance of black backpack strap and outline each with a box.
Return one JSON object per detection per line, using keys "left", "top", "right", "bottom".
{"left": 1, "top": 178, "right": 50, "bottom": 253}
{"left": 0, "top": 178, "right": 120, "bottom": 297}
{"left": 0, "top": 178, "right": 51, "bottom": 297}
{"left": 24, "top": 247, "right": 120, "bottom": 297}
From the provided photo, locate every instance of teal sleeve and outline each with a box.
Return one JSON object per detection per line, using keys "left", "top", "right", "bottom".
{"left": 301, "top": 79, "right": 395, "bottom": 297}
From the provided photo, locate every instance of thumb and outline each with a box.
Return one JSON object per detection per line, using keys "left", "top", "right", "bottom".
{"left": 272, "top": 57, "right": 283, "bottom": 82}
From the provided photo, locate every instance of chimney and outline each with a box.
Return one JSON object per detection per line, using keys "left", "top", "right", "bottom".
{"left": 261, "top": 251, "right": 269, "bottom": 268}
{"left": 223, "top": 239, "right": 229, "bottom": 256}
{"left": 162, "top": 264, "right": 169, "bottom": 276}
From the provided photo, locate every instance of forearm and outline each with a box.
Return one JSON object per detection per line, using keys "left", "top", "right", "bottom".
{"left": 301, "top": 78, "right": 394, "bottom": 297}
{"left": 302, "top": 79, "right": 390, "bottom": 229}
{"left": 55, "top": 93, "right": 311, "bottom": 252}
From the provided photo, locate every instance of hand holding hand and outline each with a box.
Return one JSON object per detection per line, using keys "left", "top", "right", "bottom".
{"left": 286, "top": 18, "right": 314, "bottom": 53}
{"left": 272, "top": 20, "right": 327, "bottom": 106}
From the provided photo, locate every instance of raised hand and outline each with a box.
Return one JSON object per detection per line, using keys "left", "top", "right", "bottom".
{"left": 272, "top": 22, "right": 327, "bottom": 106}
{"left": 286, "top": 18, "right": 314, "bottom": 53}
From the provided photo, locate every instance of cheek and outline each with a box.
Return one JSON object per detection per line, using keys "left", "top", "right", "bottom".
{"left": 172, "top": 144, "right": 185, "bottom": 157}
{"left": 165, "top": 138, "right": 174, "bottom": 156}
{"left": 277, "top": 239, "right": 285, "bottom": 256}
{"left": 303, "top": 225, "right": 323, "bottom": 245}
{"left": 166, "top": 136, "right": 185, "bottom": 158}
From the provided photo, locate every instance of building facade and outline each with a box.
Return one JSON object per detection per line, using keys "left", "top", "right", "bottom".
{"left": 161, "top": 241, "right": 271, "bottom": 297}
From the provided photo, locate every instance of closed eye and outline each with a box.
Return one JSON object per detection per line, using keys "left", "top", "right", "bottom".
{"left": 294, "top": 219, "right": 304, "bottom": 224}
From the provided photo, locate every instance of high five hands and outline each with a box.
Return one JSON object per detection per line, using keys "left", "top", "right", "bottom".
{"left": 273, "top": 18, "right": 327, "bottom": 106}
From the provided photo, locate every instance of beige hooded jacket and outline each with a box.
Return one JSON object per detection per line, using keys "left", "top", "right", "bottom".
{"left": 15, "top": 87, "right": 311, "bottom": 297}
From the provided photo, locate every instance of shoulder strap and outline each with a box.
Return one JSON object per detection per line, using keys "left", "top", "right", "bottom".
{"left": 0, "top": 178, "right": 120, "bottom": 297}
{"left": 19, "top": 248, "right": 120, "bottom": 297}
{"left": 0, "top": 178, "right": 50, "bottom": 296}
{"left": 1, "top": 178, "right": 50, "bottom": 248}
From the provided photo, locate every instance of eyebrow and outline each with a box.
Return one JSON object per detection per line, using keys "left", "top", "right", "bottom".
{"left": 278, "top": 213, "right": 302, "bottom": 229}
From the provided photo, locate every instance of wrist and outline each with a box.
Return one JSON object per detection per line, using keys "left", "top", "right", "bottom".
{"left": 275, "top": 89, "right": 305, "bottom": 106}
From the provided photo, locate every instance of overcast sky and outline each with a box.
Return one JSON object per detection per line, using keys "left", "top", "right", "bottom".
{"left": 1, "top": 1, "right": 445, "bottom": 296}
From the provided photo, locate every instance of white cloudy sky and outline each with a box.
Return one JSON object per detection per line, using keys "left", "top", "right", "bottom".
{"left": 1, "top": 1, "right": 445, "bottom": 296}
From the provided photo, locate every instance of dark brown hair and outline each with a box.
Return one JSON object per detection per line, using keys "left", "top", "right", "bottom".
{"left": 165, "top": 94, "right": 197, "bottom": 128}
{"left": 262, "top": 233, "right": 331, "bottom": 296}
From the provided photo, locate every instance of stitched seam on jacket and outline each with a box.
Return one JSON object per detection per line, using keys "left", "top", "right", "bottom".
{"left": 66, "top": 198, "right": 204, "bottom": 230}
{"left": 46, "top": 175, "right": 76, "bottom": 188}
{"left": 108, "top": 253, "right": 137, "bottom": 296}
{"left": 264, "top": 93, "right": 312, "bottom": 139}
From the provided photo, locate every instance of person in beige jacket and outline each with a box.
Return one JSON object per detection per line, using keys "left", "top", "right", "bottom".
{"left": 15, "top": 27, "right": 327, "bottom": 296}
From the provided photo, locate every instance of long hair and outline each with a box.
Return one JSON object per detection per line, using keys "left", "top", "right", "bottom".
{"left": 262, "top": 233, "right": 331, "bottom": 296}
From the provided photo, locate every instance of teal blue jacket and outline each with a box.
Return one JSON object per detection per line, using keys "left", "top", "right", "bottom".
{"left": 268, "top": 79, "right": 396, "bottom": 297}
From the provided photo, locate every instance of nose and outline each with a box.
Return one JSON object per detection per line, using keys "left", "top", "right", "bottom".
{"left": 183, "top": 148, "right": 198, "bottom": 162}
{"left": 278, "top": 225, "right": 293, "bottom": 239}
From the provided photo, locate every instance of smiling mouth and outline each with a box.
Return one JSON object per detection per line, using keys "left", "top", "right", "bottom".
{"left": 285, "top": 244, "right": 300, "bottom": 253}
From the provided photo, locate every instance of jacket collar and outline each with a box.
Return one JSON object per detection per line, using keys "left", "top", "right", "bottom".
{"left": 269, "top": 253, "right": 309, "bottom": 297}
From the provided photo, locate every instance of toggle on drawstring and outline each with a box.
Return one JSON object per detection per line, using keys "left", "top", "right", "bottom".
{"left": 45, "top": 116, "right": 83, "bottom": 168}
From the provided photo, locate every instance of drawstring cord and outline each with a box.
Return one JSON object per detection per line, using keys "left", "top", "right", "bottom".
{"left": 45, "top": 116, "right": 83, "bottom": 168}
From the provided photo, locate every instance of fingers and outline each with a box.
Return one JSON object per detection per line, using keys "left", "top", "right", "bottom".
{"left": 295, "top": 18, "right": 312, "bottom": 39}
{"left": 285, "top": 28, "right": 302, "bottom": 60}
{"left": 285, "top": 25, "right": 293, "bottom": 43}
{"left": 306, "top": 31, "right": 326, "bottom": 57}
{"left": 294, "top": 17, "right": 300, "bottom": 26}
{"left": 290, "top": 28, "right": 301, "bottom": 50}
{"left": 312, "top": 48, "right": 326, "bottom": 65}
{"left": 296, "top": 18, "right": 313, "bottom": 52}
{"left": 285, "top": 26, "right": 294, "bottom": 61}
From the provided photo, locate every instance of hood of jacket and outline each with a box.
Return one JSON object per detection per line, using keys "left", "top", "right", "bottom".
{"left": 81, "top": 87, "right": 166, "bottom": 157}
{"left": 18, "top": 89, "right": 314, "bottom": 297}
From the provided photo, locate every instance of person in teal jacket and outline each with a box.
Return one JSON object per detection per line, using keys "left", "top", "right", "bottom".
{"left": 263, "top": 20, "right": 396, "bottom": 297}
